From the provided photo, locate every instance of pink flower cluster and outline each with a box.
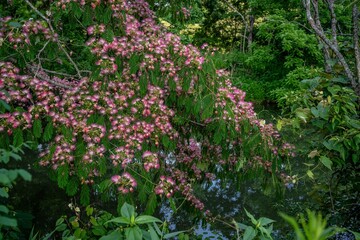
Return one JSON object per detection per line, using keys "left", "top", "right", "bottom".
{"left": 1, "top": 17, "right": 57, "bottom": 49}
{"left": 111, "top": 172, "right": 137, "bottom": 194}
{"left": 142, "top": 151, "right": 160, "bottom": 172}
{"left": 154, "top": 175, "right": 176, "bottom": 198}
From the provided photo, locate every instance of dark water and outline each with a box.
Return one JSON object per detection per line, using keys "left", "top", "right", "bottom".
{"left": 7, "top": 105, "right": 359, "bottom": 239}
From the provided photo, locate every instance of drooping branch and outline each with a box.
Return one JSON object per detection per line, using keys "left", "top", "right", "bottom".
{"left": 303, "top": 0, "right": 357, "bottom": 91}
{"left": 24, "top": 0, "right": 82, "bottom": 79}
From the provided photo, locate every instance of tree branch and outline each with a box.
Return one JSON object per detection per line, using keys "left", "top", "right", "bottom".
{"left": 353, "top": 4, "right": 360, "bottom": 87}
{"left": 24, "top": 0, "right": 82, "bottom": 79}
{"left": 303, "top": 0, "right": 356, "bottom": 90}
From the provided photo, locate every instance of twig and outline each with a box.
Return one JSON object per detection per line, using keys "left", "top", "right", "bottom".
{"left": 24, "top": 0, "right": 82, "bottom": 78}
{"left": 26, "top": 64, "right": 74, "bottom": 90}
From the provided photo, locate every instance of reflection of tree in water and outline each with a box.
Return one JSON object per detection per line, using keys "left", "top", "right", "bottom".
{"left": 8, "top": 150, "right": 71, "bottom": 236}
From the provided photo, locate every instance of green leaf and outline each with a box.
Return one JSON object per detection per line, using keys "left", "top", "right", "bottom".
{"left": 201, "top": 95, "right": 214, "bottom": 120}
{"left": 148, "top": 225, "right": 160, "bottom": 240}
{"left": 80, "top": 184, "right": 90, "bottom": 205}
{"left": 244, "top": 208, "right": 258, "bottom": 226}
{"left": 82, "top": 5, "right": 93, "bottom": 26}
{"left": 33, "top": 119, "right": 42, "bottom": 139}
{"left": 0, "top": 173, "right": 11, "bottom": 185}
{"left": 92, "top": 226, "right": 107, "bottom": 236}
{"left": 163, "top": 230, "right": 187, "bottom": 239}
{"left": 57, "top": 165, "right": 69, "bottom": 188}
{"left": 139, "top": 75, "right": 148, "bottom": 96}
{"left": 0, "top": 188, "right": 9, "bottom": 198}
{"left": 306, "top": 170, "right": 314, "bottom": 179}
{"left": 125, "top": 226, "right": 142, "bottom": 240}
{"left": 55, "top": 223, "right": 67, "bottom": 231}
{"left": 71, "top": 2, "right": 83, "bottom": 18}
{"left": 13, "top": 128, "right": 23, "bottom": 147}
{"left": 258, "top": 217, "right": 275, "bottom": 226}
{"left": 0, "top": 100, "right": 11, "bottom": 111}
{"left": 106, "top": 216, "right": 131, "bottom": 225}
{"left": 103, "top": 7, "right": 112, "bottom": 24}
{"left": 121, "top": 202, "right": 135, "bottom": 219}
{"left": 243, "top": 226, "right": 256, "bottom": 240}
{"left": 0, "top": 205, "right": 9, "bottom": 214}
{"left": 145, "top": 193, "right": 157, "bottom": 215}
{"left": 43, "top": 122, "right": 53, "bottom": 142}
{"left": 0, "top": 216, "right": 17, "bottom": 227}
{"left": 17, "top": 169, "right": 32, "bottom": 181}
{"left": 213, "top": 120, "right": 226, "bottom": 144}
{"left": 102, "top": 29, "right": 114, "bottom": 42}
{"left": 56, "top": 217, "right": 64, "bottom": 226}
{"left": 8, "top": 21, "right": 22, "bottom": 28}
{"left": 66, "top": 178, "right": 79, "bottom": 196}
{"left": 86, "top": 205, "right": 94, "bottom": 216}
{"left": 99, "top": 230, "right": 123, "bottom": 240}
{"left": 135, "top": 215, "right": 162, "bottom": 224}
{"left": 350, "top": 230, "right": 360, "bottom": 240}
{"left": 319, "top": 156, "right": 332, "bottom": 170}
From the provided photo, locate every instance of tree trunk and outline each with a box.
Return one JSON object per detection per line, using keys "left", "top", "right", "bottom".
{"left": 247, "top": 15, "right": 255, "bottom": 53}
{"left": 303, "top": 0, "right": 357, "bottom": 92}
{"left": 353, "top": 4, "right": 360, "bottom": 94}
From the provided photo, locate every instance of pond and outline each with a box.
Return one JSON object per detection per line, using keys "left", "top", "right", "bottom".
{"left": 7, "top": 105, "right": 359, "bottom": 239}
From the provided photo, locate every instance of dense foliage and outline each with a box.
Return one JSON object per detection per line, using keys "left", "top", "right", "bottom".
{"left": 0, "top": 0, "right": 359, "bottom": 239}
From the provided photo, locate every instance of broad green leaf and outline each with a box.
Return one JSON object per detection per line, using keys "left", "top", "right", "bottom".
{"left": 0, "top": 205, "right": 9, "bottom": 214}
{"left": 17, "top": 169, "right": 32, "bottom": 181}
{"left": 135, "top": 215, "right": 162, "bottom": 224}
{"left": 55, "top": 223, "right": 67, "bottom": 231}
{"left": 163, "top": 230, "right": 187, "bottom": 239}
{"left": 148, "top": 225, "right": 160, "bottom": 240}
{"left": 319, "top": 156, "right": 332, "bottom": 170}
{"left": 235, "top": 222, "right": 249, "bottom": 230}
{"left": 0, "top": 216, "right": 17, "bottom": 227}
{"left": 121, "top": 202, "right": 135, "bottom": 219}
{"left": 125, "top": 226, "right": 142, "bottom": 240}
{"left": 243, "top": 226, "right": 256, "bottom": 240}
{"left": 0, "top": 173, "right": 11, "bottom": 185}
{"left": 258, "top": 217, "right": 275, "bottom": 226}
{"left": 99, "top": 230, "right": 123, "bottom": 240}
{"left": 350, "top": 230, "right": 360, "bottom": 240}
{"left": 106, "top": 216, "right": 131, "bottom": 225}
